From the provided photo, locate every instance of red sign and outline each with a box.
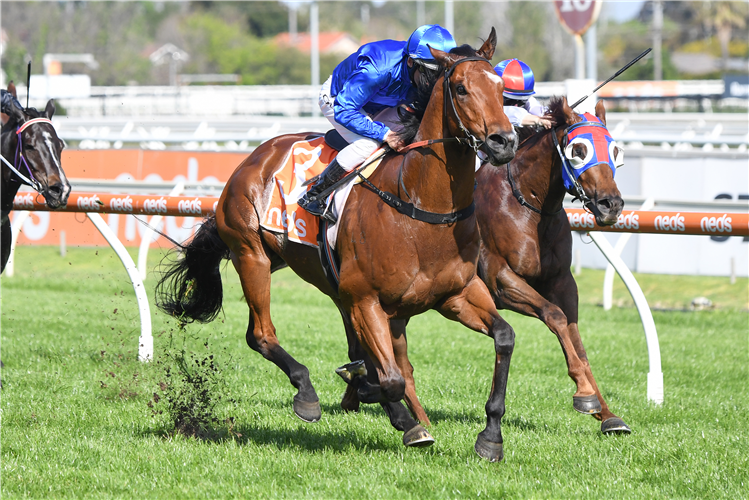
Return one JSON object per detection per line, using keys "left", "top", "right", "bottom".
{"left": 553, "top": 0, "right": 602, "bottom": 36}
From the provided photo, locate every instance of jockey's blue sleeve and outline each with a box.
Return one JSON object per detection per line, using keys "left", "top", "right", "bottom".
{"left": 332, "top": 62, "right": 391, "bottom": 142}
{"left": 1, "top": 89, "right": 23, "bottom": 114}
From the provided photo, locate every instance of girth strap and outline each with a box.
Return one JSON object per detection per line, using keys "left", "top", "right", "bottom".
{"left": 357, "top": 172, "right": 475, "bottom": 225}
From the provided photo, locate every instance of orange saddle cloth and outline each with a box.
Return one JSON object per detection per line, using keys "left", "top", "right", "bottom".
{"left": 260, "top": 136, "right": 334, "bottom": 246}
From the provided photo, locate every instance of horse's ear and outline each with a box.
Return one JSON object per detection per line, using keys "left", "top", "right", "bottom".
{"left": 8, "top": 81, "right": 17, "bottom": 98}
{"left": 561, "top": 96, "right": 578, "bottom": 125}
{"left": 428, "top": 45, "right": 462, "bottom": 70}
{"left": 476, "top": 27, "right": 497, "bottom": 60}
{"left": 44, "top": 99, "right": 56, "bottom": 119}
{"left": 595, "top": 100, "right": 606, "bottom": 126}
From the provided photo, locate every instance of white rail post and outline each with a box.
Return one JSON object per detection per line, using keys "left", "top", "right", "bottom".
{"left": 6, "top": 211, "right": 32, "bottom": 277}
{"left": 137, "top": 182, "right": 185, "bottom": 280}
{"left": 588, "top": 231, "right": 663, "bottom": 404}
{"left": 603, "top": 197, "right": 655, "bottom": 310}
{"left": 87, "top": 212, "right": 153, "bottom": 362}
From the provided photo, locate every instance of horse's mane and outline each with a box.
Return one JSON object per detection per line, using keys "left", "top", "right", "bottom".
{"left": 396, "top": 44, "right": 483, "bottom": 146}
{"left": 514, "top": 96, "right": 570, "bottom": 150}
{"left": 2, "top": 106, "right": 43, "bottom": 133}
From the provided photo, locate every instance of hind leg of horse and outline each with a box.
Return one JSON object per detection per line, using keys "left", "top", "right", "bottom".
{"left": 493, "top": 268, "right": 598, "bottom": 405}
{"left": 437, "top": 277, "right": 515, "bottom": 462}
{"left": 232, "top": 252, "right": 321, "bottom": 422}
{"left": 547, "top": 272, "right": 631, "bottom": 434}
{"left": 337, "top": 307, "right": 362, "bottom": 413}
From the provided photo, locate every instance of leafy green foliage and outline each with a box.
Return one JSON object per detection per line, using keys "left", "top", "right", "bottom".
{"left": 245, "top": 1, "right": 292, "bottom": 38}
{"left": 180, "top": 11, "right": 310, "bottom": 85}
{"left": 500, "top": 2, "right": 552, "bottom": 82}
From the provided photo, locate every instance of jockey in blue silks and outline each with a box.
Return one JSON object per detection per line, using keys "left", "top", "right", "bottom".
{"left": 1, "top": 89, "right": 23, "bottom": 115}
{"left": 494, "top": 58, "right": 552, "bottom": 130}
{"left": 298, "top": 24, "right": 457, "bottom": 221}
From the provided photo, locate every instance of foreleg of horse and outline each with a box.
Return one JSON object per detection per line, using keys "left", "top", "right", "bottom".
{"left": 1, "top": 220, "right": 11, "bottom": 274}
{"left": 548, "top": 274, "right": 631, "bottom": 434}
{"left": 348, "top": 297, "right": 405, "bottom": 403}
{"left": 233, "top": 252, "right": 321, "bottom": 422}
{"left": 437, "top": 277, "right": 515, "bottom": 462}
{"left": 494, "top": 269, "right": 598, "bottom": 406}
{"left": 337, "top": 314, "right": 431, "bottom": 426}
{"left": 391, "top": 319, "right": 431, "bottom": 426}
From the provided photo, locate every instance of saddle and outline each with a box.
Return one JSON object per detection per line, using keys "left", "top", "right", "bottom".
{"left": 259, "top": 131, "right": 384, "bottom": 293}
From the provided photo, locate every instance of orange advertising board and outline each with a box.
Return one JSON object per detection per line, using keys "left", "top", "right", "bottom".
{"left": 13, "top": 149, "right": 248, "bottom": 248}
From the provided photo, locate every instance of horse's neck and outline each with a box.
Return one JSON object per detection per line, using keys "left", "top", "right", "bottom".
{"left": 400, "top": 81, "right": 476, "bottom": 213}
{"left": 1, "top": 128, "right": 21, "bottom": 214}
{"left": 512, "top": 131, "right": 567, "bottom": 213}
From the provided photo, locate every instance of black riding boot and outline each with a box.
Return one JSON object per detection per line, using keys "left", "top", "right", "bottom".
{"left": 298, "top": 159, "right": 348, "bottom": 222}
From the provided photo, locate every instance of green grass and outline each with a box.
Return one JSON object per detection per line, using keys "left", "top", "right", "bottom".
{"left": 2, "top": 246, "right": 747, "bottom": 499}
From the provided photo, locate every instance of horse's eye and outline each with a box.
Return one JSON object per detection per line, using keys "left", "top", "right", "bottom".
{"left": 456, "top": 84, "right": 467, "bottom": 95}
{"left": 24, "top": 144, "right": 35, "bottom": 151}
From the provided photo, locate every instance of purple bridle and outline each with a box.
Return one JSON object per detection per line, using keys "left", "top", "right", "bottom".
{"left": 2, "top": 117, "right": 54, "bottom": 193}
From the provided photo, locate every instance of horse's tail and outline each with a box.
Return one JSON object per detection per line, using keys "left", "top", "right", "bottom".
{"left": 155, "top": 215, "right": 231, "bottom": 324}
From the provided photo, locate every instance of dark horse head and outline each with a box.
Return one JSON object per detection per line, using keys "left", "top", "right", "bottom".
{"left": 545, "top": 96, "right": 624, "bottom": 226}
{"left": 1, "top": 85, "right": 70, "bottom": 212}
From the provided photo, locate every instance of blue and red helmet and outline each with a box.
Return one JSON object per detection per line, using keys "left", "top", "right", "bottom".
{"left": 406, "top": 24, "right": 457, "bottom": 70}
{"left": 493, "top": 58, "right": 536, "bottom": 100}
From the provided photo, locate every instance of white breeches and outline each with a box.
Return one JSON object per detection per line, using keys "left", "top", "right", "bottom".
{"left": 319, "top": 76, "right": 403, "bottom": 171}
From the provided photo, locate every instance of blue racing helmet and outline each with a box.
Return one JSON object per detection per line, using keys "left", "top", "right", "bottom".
{"left": 494, "top": 58, "right": 536, "bottom": 100}
{"left": 406, "top": 24, "right": 457, "bottom": 70}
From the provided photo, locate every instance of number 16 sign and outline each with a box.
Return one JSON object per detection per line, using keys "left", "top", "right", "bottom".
{"left": 554, "top": 0, "right": 602, "bottom": 36}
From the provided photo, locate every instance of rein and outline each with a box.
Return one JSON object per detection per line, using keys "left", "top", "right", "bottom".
{"left": 360, "top": 56, "right": 490, "bottom": 225}
{"left": 506, "top": 159, "right": 563, "bottom": 216}
{"left": 0, "top": 117, "right": 54, "bottom": 193}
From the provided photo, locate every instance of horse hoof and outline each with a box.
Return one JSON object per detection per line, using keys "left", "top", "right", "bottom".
{"left": 293, "top": 399, "right": 321, "bottom": 423}
{"left": 403, "top": 425, "right": 434, "bottom": 448}
{"left": 335, "top": 360, "right": 367, "bottom": 384}
{"left": 573, "top": 394, "right": 602, "bottom": 415}
{"left": 601, "top": 417, "right": 631, "bottom": 434}
{"left": 340, "top": 387, "right": 361, "bottom": 413}
{"left": 474, "top": 435, "right": 503, "bottom": 462}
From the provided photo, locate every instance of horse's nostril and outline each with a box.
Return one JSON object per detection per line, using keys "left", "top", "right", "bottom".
{"left": 597, "top": 199, "right": 611, "bottom": 211}
{"left": 47, "top": 184, "right": 64, "bottom": 197}
{"left": 488, "top": 132, "right": 516, "bottom": 148}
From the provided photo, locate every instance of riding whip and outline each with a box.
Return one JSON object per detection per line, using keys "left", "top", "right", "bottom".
{"left": 569, "top": 48, "right": 652, "bottom": 110}
{"left": 25, "top": 61, "right": 31, "bottom": 110}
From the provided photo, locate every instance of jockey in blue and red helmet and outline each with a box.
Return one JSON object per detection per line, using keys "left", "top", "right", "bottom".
{"left": 494, "top": 58, "right": 552, "bottom": 130}
{"left": 299, "top": 24, "right": 457, "bottom": 222}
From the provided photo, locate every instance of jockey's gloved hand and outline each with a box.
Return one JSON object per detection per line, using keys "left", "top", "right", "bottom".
{"left": 1, "top": 89, "right": 24, "bottom": 114}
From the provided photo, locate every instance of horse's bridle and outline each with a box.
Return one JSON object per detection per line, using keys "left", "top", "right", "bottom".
{"left": 551, "top": 123, "right": 593, "bottom": 207}
{"left": 0, "top": 117, "right": 54, "bottom": 193}
{"left": 356, "top": 55, "right": 493, "bottom": 225}
{"left": 399, "top": 55, "right": 493, "bottom": 155}
{"left": 507, "top": 124, "right": 597, "bottom": 217}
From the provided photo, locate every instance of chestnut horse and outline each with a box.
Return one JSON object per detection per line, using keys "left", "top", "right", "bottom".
{"left": 1, "top": 83, "right": 70, "bottom": 273}
{"left": 341, "top": 97, "right": 631, "bottom": 435}
{"left": 157, "top": 32, "right": 520, "bottom": 461}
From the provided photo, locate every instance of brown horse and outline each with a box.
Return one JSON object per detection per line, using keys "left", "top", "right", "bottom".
{"left": 157, "top": 31, "right": 520, "bottom": 461}
{"left": 341, "top": 96, "right": 630, "bottom": 434}
{"left": 1, "top": 83, "right": 70, "bottom": 273}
